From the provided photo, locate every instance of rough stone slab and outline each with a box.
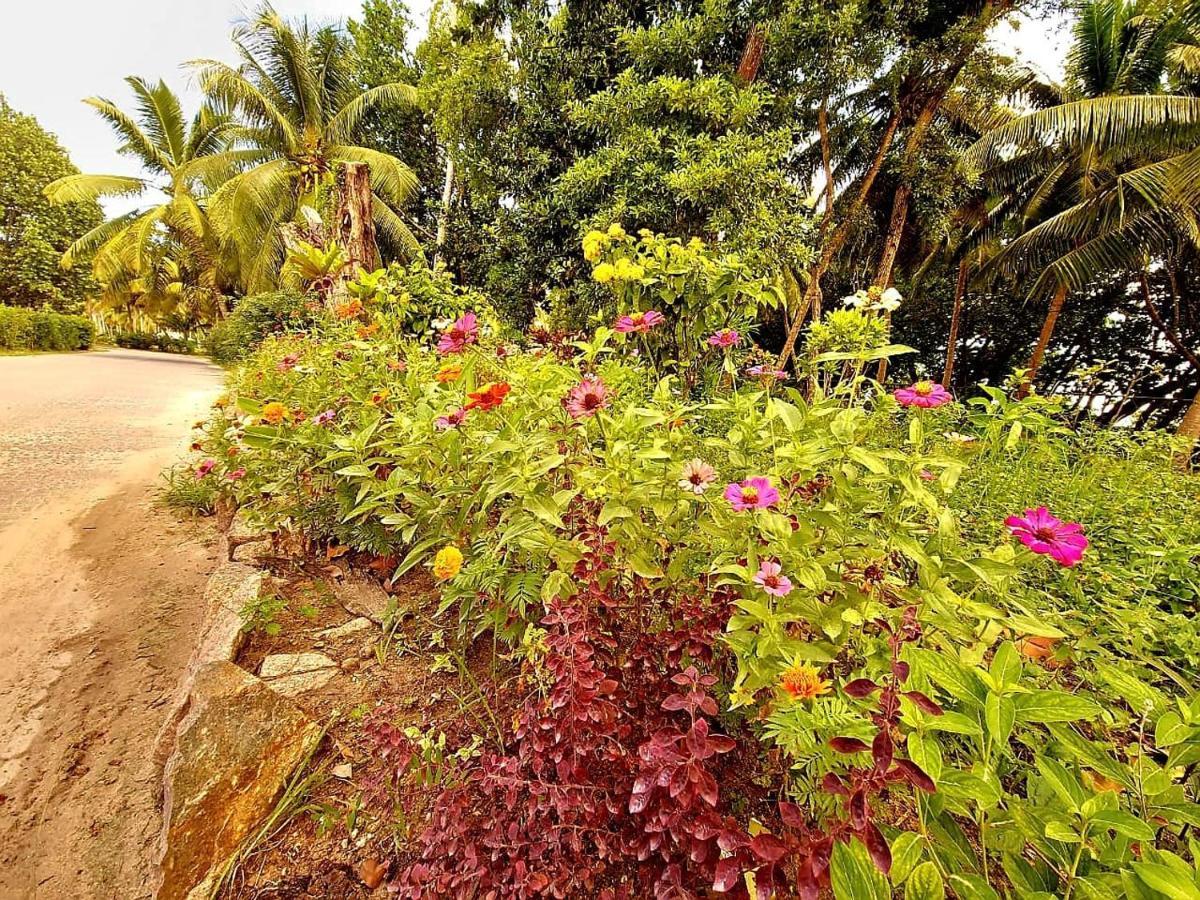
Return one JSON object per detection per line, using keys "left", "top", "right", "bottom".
{"left": 260, "top": 652, "right": 339, "bottom": 697}
{"left": 152, "top": 564, "right": 261, "bottom": 774}
{"left": 156, "top": 661, "right": 322, "bottom": 900}
{"left": 318, "top": 616, "right": 374, "bottom": 640}
{"left": 226, "top": 511, "right": 271, "bottom": 562}
{"left": 332, "top": 576, "right": 392, "bottom": 625}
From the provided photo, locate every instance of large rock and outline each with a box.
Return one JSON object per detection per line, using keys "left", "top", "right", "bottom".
{"left": 152, "top": 564, "right": 261, "bottom": 773}
{"left": 332, "top": 575, "right": 392, "bottom": 625}
{"left": 156, "top": 661, "right": 323, "bottom": 900}
{"left": 259, "top": 652, "right": 338, "bottom": 697}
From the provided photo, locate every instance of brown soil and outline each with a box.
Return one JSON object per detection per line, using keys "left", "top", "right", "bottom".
{"left": 0, "top": 484, "right": 219, "bottom": 898}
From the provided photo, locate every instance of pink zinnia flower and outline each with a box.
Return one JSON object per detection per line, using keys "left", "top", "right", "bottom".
{"left": 276, "top": 353, "right": 300, "bottom": 372}
{"left": 614, "top": 310, "right": 665, "bottom": 334}
{"left": 678, "top": 458, "right": 717, "bottom": 494}
{"left": 708, "top": 329, "right": 740, "bottom": 348}
{"left": 313, "top": 409, "right": 337, "bottom": 426}
{"left": 1005, "top": 507, "right": 1088, "bottom": 567}
{"left": 753, "top": 560, "right": 793, "bottom": 597}
{"left": 724, "top": 476, "right": 780, "bottom": 511}
{"left": 437, "top": 312, "right": 479, "bottom": 354}
{"left": 195, "top": 459, "right": 216, "bottom": 479}
{"left": 895, "top": 381, "right": 953, "bottom": 409}
{"left": 227, "top": 467, "right": 247, "bottom": 481}
{"left": 564, "top": 377, "right": 610, "bottom": 420}
{"left": 747, "top": 364, "right": 788, "bottom": 381}
{"left": 436, "top": 407, "right": 468, "bottom": 430}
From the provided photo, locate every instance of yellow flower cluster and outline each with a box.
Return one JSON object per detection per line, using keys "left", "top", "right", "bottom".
{"left": 432, "top": 545, "right": 464, "bottom": 581}
{"left": 582, "top": 223, "right": 627, "bottom": 263}
{"left": 592, "top": 257, "right": 645, "bottom": 285}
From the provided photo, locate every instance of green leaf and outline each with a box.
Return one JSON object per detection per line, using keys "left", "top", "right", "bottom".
{"left": 1132, "top": 863, "right": 1200, "bottom": 900}
{"left": 831, "top": 838, "right": 890, "bottom": 900}
{"left": 890, "top": 832, "right": 925, "bottom": 884}
{"left": 947, "top": 873, "right": 1001, "bottom": 900}
{"left": 1015, "top": 691, "right": 1101, "bottom": 723}
{"left": 524, "top": 493, "right": 564, "bottom": 529}
{"left": 1036, "top": 756, "right": 1086, "bottom": 813}
{"left": 905, "top": 863, "right": 944, "bottom": 900}
{"left": 1089, "top": 810, "right": 1156, "bottom": 842}
{"left": 989, "top": 641, "right": 1021, "bottom": 687}
{"left": 986, "top": 692, "right": 1016, "bottom": 748}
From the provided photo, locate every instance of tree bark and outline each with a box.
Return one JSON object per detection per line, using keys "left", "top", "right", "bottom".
{"left": 736, "top": 25, "right": 766, "bottom": 83}
{"left": 1018, "top": 282, "right": 1068, "bottom": 398}
{"left": 942, "top": 256, "right": 969, "bottom": 388}
{"left": 776, "top": 107, "right": 902, "bottom": 368}
{"left": 434, "top": 154, "right": 456, "bottom": 264}
{"left": 1175, "top": 383, "right": 1200, "bottom": 469}
{"left": 335, "top": 161, "right": 379, "bottom": 289}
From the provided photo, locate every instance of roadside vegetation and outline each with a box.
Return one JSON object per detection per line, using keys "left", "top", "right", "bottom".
{"left": 0, "top": 305, "right": 94, "bottom": 352}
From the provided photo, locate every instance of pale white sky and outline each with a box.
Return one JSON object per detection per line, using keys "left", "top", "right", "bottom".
{"left": 0, "top": 1, "right": 1068, "bottom": 212}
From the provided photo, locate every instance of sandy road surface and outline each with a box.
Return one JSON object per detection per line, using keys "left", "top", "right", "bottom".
{"left": 0, "top": 349, "right": 224, "bottom": 898}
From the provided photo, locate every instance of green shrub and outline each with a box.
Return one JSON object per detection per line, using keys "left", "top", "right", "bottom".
{"left": 207, "top": 290, "right": 323, "bottom": 365}
{"left": 0, "top": 305, "right": 93, "bottom": 351}
{"left": 112, "top": 332, "right": 200, "bottom": 354}
{"left": 158, "top": 464, "right": 218, "bottom": 516}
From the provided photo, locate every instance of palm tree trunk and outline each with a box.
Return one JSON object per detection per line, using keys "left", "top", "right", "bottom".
{"left": 874, "top": 183, "right": 911, "bottom": 382}
{"left": 434, "top": 154, "right": 456, "bottom": 264}
{"left": 942, "top": 257, "right": 968, "bottom": 388}
{"left": 1018, "top": 283, "right": 1068, "bottom": 398}
{"left": 1175, "top": 384, "right": 1200, "bottom": 469}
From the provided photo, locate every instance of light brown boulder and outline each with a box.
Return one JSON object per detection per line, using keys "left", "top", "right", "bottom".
{"left": 259, "top": 652, "right": 338, "bottom": 697}
{"left": 156, "top": 660, "right": 322, "bottom": 900}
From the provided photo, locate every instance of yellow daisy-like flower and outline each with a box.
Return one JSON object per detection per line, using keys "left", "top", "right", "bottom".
{"left": 614, "top": 258, "right": 645, "bottom": 281}
{"left": 593, "top": 262, "right": 616, "bottom": 284}
{"left": 607, "top": 223, "right": 626, "bottom": 240}
{"left": 779, "top": 663, "right": 831, "bottom": 703}
{"left": 432, "top": 545, "right": 464, "bottom": 581}
{"left": 582, "top": 230, "right": 607, "bottom": 262}
{"left": 436, "top": 362, "right": 463, "bottom": 384}
{"left": 262, "top": 402, "right": 288, "bottom": 425}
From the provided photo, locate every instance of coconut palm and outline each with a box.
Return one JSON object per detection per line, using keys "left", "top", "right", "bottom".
{"left": 192, "top": 4, "right": 420, "bottom": 293}
{"left": 964, "top": 0, "right": 1200, "bottom": 390}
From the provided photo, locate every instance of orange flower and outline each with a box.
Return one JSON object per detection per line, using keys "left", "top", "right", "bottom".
{"left": 779, "top": 663, "right": 831, "bottom": 702}
{"left": 370, "top": 390, "right": 390, "bottom": 406}
{"left": 466, "top": 382, "right": 511, "bottom": 411}
{"left": 335, "top": 298, "right": 363, "bottom": 319}
{"left": 356, "top": 322, "right": 379, "bottom": 339}
{"left": 262, "top": 401, "right": 288, "bottom": 425}
{"left": 436, "top": 362, "right": 463, "bottom": 384}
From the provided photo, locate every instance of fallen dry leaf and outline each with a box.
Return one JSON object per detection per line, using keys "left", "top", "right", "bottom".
{"left": 359, "top": 858, "right": 389, "bottom": 889}
{"left": 326, "top": 544, "right": 350, "bottom": 560}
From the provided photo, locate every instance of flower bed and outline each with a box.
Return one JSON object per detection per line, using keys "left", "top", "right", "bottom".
{"left": 191, "top": 243, "right": 1200, "bottom": 899}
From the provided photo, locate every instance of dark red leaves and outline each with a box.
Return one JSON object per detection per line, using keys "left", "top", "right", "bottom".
{"left": 829, "top": 736, "right": 871, "bottom": 754}
{"left": 863, "top": 822, "right": 892, "bottom": 873}
{"left": 843, "top": 678, "right": 880, "bottom": 698}
{"left": 903, "top": 690, "right": 944, "bottom": 716}
{"left": 892, "top": 759, "right": 937, "bottom": 793}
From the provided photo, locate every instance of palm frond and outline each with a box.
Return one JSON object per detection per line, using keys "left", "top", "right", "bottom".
{"left": 44, "top": 173, "right": 149, "bottom": 204}
{"left": 59, "top": 210, "right": 143, "bottom": 269}
{"left": 325, "top": 82, "right": 418, "bottom": 145}
{"left": 82, "top": 96, "right": 174, "bottom": 174}
{"left": 191, "top": 58, "right": 298, "bottom": 152}
{"left": 371, "top": 196, "right": 420, "bottom": 261}
{"left": 127, "top": 76, "right": 187, "bottom": 165}
{"left": 330, "top": 145, "right": 418, "bottom": 208}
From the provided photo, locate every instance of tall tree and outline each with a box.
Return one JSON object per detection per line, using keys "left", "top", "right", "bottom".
{"left": 194, "top": 3, "right": 421, "bottom": 292}
{"left": 0, "top": 97, "right": 102, "bottom": 312}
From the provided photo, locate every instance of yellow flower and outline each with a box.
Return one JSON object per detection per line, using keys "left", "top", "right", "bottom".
{"left": 779, "top": 663, "right": 831, "bottom": 703}
{"left": 607, "top": 223, "right": 626, "bottom": 239}
{"left": 432, "top": 545, "right": 464, "bottom": 581}
{"left": 262, "top": 402, "right": 288, "bottom": 425}
{"left": 582, "top": 230, "right": 607, "bottom": 262}
{"left": 593, "top": 262, "right": 616, "bottom": 284}
{"left": 436, "top": 362, "right": 463, "bottom": 384}
{"left": 370, "top": 390, "right": 390, "bottom": 406}
{"left": 614, "top": 258, "right": 645, "bottom": 281}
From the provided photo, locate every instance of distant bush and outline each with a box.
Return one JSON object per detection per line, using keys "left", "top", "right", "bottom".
{"left": 0, "top": 305, "right": 93, "bottom": 351}
{"left": 111, "top": 331, "right": 200, "bottom": 354}
{"left": 207, "top": 290, "right": 323, "bottom": 365}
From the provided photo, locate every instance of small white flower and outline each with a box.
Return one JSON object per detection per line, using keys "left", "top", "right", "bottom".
{"left": 843, "top": 291, "right": 869, "bottom": 309}
{"left": 878, "top": 287, "right": 903, "bottom": 312}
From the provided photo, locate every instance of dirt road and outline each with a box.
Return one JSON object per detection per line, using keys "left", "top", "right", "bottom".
{"left": 0, "top": 349, "right": 224, "bottom": 898}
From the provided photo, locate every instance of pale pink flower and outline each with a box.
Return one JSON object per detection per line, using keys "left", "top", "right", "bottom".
{"left": 753, "top": 560, "right": 793, "bottom": 597}
{"left": 894, "top": 381, "right": 953, "bottom": 409}
{"left": 614, "top": 310, "right": 665, "bottom": 334}
{"left": 564, "top": 377, "right": 610, "bottom": 420}
{"left": 437, "top": 312, "right": 479, "bottom": 354}
{"left": 227, "top": 467, "right": 247, "bottom": 481}
{"left": 436, "top": 407, "right": 468, "bottom": 430}
{"left": 313, "top": 409, "right": 337, "bottom": 426}
{"left": 276, "top": 353, "right": 300, "bottom": 372}
{"left": 747, "top": 364, "right": 788, "bottom": 381}
{"left": 1005, "top": 507, "right": 1088, "bottom": 567}
{"left": 678, "top": 458, "right": 717, "bottom": 494}
{"left": 195, "top": 459, "right": 216, "bottom": 479}
{"left": 708, "top": 329, "right": 740, "bottom": 348}
{"left": 724, "top": 477, "right": 780, "bottom": 511}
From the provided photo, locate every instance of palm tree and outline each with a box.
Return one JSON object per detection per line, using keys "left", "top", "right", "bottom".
{"left": 43, "top": 77, "right": 233, "bottom": 313}
{"left": 964, "top": 0, "right": 1200, "bottom": 391}
{"left": 192, "top": 4, "right": 420, "bottom": 293}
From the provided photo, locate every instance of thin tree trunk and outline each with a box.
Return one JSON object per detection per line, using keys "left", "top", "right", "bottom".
{"left": 434, "top": 154, "right": 456, "bottom": 264}
{"left": 736, "top": 25, "right": 766, "bottom": 83}
{"left": 814, "top": 98, "right": 835, "bottom": 321}
{"left": 942, "top": 257, "right": 968, "bottom": 388}
{"left": 875, "top": 183, "right": 911, "bottom": 289}
{"left": 777, "top": 108, "right": 902, "bottom": 368}
{"left": 1175, "top": 383, "right": 1200, "bottom": 469}
{"left": 1018, "top": 282, "right": 1068, "bottom": 398}
{"left": 335, "top": 162, "right": 379, "bottom": 286}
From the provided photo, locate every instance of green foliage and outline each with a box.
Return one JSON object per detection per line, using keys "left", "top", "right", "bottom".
{"left": 0, "top": 305, "right": 94, "bottom": 351}
{"left": 207, "top": 291, "right": 323, "bottom": 365}
{"left": 0, "top": 97, "right": 102, "bottom": 312}
{"left": 112, "top": 331, "right": 200, "bottom": 354}
{"left": 347, "top": 258, "right": 498, "bottom": 342}
{"left": 158, "top": 463, "right": 219, "bottom": 515}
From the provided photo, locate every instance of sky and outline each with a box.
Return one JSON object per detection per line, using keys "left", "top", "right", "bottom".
{"left": 0, "top": 1, "right": 1068, "bottom": 214}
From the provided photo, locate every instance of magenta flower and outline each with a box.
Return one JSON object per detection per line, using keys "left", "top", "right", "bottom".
{"left": 724, "top": 477, "right": 780, "bottom": 511}
{"left": 276, "top": 353, "right": 300, "bottom": 372}
{"left": 195, "top": 459, "right": 216, "bottom": 479}
{"left": 708, "top": 329, "right": 740, "bottom": 348}
{"left": 747, "top": 364, "right": 788, "bottom": 381}
{"left": 894, "top": 381, "right": 953, "bottom": 409}
{"left": 614, "top": 310, "right": 665, "bottom": 334}
{"left": 1005, "top": 507, "right": 1088, "bottom": 567}
{"left": 437, "top": 312, "right": 479, "bottom": 355}
{"left": 227, "top": 467, "right": 247, "bottom": 481}
{"left": 753, "top": 560, "right": 793, "bottom": 597}
{"left": 436, "top": 407, "right": 468, "bottom": 430}
{"left": 313, "top": 409, "right": 337, "bottom": 426}
{"left": 564, "top": 377, "right": 610, "bottom": 420}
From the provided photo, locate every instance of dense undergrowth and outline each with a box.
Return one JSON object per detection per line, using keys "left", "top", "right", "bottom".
{"left": 0, "top": 304, "right": 93, "bottom": 352}
{"left": 188, "top": 233, "right": 1200, "bottom": 899}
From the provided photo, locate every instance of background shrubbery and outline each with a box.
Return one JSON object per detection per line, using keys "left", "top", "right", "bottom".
{"left": 0, "top": 304, "right": 94, "bottom": 351}
{"left": 206, "top": 290, "right": 323, "bottom": 365}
